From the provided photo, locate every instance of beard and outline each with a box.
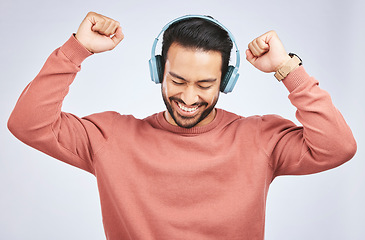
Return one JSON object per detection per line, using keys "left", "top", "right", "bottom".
{"left": 162, "top": 89, "right": 218, "bottom": 129}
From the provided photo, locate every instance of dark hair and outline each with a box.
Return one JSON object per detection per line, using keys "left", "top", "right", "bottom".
{"left": 161, "top": 17, "right": 233, "bottom": 80}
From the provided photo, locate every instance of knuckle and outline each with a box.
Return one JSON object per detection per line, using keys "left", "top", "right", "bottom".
{"left": 268, "top": 30, "right": 277, "bottom": 37}
{"left": 87, "top": 11, "right": 96, "bottom": 17}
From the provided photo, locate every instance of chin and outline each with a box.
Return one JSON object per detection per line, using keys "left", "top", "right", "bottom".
{"left": 173, "top": 113, "right": 203, "bottom": 129}
{"left": 166, "top": 101, "right": 216, "bottom": 129}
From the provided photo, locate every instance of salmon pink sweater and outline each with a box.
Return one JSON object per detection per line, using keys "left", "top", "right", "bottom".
{"left": 8, "top": 35, "right": 357, "bottom": 240}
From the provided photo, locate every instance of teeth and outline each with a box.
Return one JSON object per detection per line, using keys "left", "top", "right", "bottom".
{"left": 178, "top": 102, "right": 198, "bottom": 112}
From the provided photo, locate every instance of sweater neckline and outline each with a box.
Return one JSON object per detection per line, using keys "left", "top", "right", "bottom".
{"left": 156, "top": 108, "right": 224, "bottom": 135}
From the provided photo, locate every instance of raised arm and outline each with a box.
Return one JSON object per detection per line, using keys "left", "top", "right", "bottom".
{"left": 246, "top": 31, "right": 356, "bottom": 176}
{"left": 7, "top": 12, "right": 124, "bottom": 173}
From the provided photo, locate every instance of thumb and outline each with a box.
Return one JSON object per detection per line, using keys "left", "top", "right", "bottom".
{"left": 245, "top": 49, "right": 256, "bottom": 65}
{"left": 111, "top": 26, "right": 124, "bottom": 47}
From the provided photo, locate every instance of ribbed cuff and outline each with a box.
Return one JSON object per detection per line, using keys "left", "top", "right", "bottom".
{"left": 59, "top": 34, "right": 93, "bottom": 66}
{"left": 282, "top": 66, "right": 312, "bottom": 92}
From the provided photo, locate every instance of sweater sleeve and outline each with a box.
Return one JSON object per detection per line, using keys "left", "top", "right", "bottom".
{"left": 260, "top": 66, "right": 357, "bottom": 178}
{"left": 7, "top": 35, "right": 115, "bottom": 174}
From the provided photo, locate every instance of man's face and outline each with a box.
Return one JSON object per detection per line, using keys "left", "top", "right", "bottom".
{"left": 162, "top": 42, "right": 222, "bottom": 128}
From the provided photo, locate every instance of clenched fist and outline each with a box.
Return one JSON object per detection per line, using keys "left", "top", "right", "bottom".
{"left": 246, "top": 30, "right": 291, "bottom": 73}
{"left": 75, "top": 12, "right": 124, "bottom": 53}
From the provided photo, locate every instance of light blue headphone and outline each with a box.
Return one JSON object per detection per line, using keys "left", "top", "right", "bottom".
{"left": 148, "top": 15, "right": 240, "bottom": 94}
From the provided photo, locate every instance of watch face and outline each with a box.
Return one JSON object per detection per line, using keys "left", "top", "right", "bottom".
{"left": 289, "top": 53, "right": 302, "bottom": 65}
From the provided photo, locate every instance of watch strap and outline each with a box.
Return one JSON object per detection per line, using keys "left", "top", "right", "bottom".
{"left": 274, "top": 53, "right": 302, "bottom": 81}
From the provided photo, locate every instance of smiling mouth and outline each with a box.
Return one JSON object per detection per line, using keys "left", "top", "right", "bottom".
{"left": 177, "top": 102, "right": 199, "bottom": 112}
{"left": 172, "top": 100, "right": 202, "bottom": 117}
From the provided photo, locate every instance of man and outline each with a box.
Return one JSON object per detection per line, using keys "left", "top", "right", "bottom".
{"left": 8, "top": 12, "right": 356, "bottom": 240}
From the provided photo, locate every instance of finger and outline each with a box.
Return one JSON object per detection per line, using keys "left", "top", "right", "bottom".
{"left": 104, "top": 21, "right": 120, "bottom": 36}
{"left": 111, "top": 26, "right": 124, "bottom": 47}
{"left": 251, "top": 40, "right": 261, "bottom": 56}
{"left": 92, "top": 18, "right": 107, "bottom": 33}
{"left": 245, "top": 49, "right": 254, "bottom": 61}
{"left": 255, "top": 37, "right": 270, "bottom": 54}
{"left": 91, "top": 14, "right": 118, "bottom": 36}
{"left": 248, "top": 41, "right": 261, "bottom": 57}
{"left": 245, "top": 48, "right": 259, "bottom": 66}
{"left": 99, "top": 19, "right": 117, "bottom": 35}
{"left": 250, "top": 38, "right": 269, "bottom": 57}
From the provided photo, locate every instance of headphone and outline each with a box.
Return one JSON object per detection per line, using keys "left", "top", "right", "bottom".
{"left": 148, "top": 15, "right": 240, "bottom": 94}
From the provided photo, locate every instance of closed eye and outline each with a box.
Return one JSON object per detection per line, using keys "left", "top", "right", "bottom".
{"left": 198, "top": 85, "right": 213, "bottom": 90}
{"left": 171, "top": 79, "right": 184, "bottom": 85}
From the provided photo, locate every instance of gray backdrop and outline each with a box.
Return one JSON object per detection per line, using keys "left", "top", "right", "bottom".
{"left": 1, "top": 0, "right": 364, "bottom": 239}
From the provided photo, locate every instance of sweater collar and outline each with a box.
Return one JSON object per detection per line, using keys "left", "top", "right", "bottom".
{"left": 156, "top": 108, "right": 224, "bottom": 135}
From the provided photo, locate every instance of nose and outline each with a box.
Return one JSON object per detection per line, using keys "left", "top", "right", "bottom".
{"left": 181, "top": 85, "right": 199, "bottom": 106}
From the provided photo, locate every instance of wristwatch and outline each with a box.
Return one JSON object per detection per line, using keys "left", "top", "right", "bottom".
{"left": 274, "top": 53, "right": 302, "bottom": 81}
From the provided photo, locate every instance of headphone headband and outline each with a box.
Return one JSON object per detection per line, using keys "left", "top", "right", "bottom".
{"left": 149, "top": 15, "right": 240, "bottom": 93}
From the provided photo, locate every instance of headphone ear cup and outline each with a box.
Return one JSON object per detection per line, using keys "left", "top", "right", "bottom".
{"left": 155, "top": 55, "right": 164, "bottom": 83}
{"left": 221, "top": 66, "right": 234, "bottom": 92}
{"left": 221, "top": 65, "right": 239, "bottom": 93}
{"left": 149, "top": 55, "right": 164, "bottom": 84}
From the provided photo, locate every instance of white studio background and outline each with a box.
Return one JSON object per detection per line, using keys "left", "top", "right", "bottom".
{"left": 0, "top": 0, "right": 364, "bottom": 239}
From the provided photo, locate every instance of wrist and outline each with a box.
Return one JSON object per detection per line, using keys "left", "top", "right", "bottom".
{"left": 61, "top": 34, "right": 93, "bottom": 65}
{"left": 274, "top": 53, "right": 302, "bottom": 81}
{"left": 274, "top": 55, "right": 291, "bottom": 73}
{"left": 74, "top": 33, "right": 94, "bottom": 53}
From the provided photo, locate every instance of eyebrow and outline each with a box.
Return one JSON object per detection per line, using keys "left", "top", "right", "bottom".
{"left": 168, "top": 71, "right": 217, "bottom": 83}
